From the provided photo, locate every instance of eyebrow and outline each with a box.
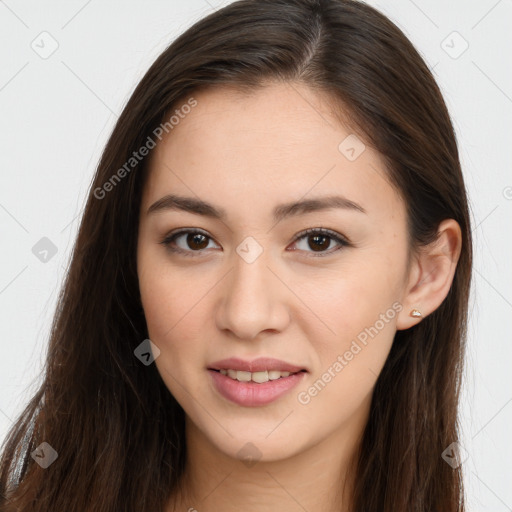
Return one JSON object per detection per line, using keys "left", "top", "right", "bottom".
{"left": 146, "top": 193, "right": 367, "bottom": 221}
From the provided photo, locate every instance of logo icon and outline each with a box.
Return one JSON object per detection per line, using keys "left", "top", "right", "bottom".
{"left": 134, "top": 339, "right": 161, "bottom": 365}
{"left": 31, "top": 32, "right": 59, "bottom": 59}
{"left": 32, "top": 237, "right": 58, "bottom": 263}
{"left": 441, "top": 441, "right": 469, "bottom": 468}
{"left": 441, "top": 31, "right": 469, "bottom": 60}
{"left": 338, "top": 134, "right": 366, "bottom": 161}
{"left": 237, "top": 442, "right": 262, "bottom": 468}
{"left": 236, "top": 236, "right": 264, "bottom": 264}
{"left": 31, "top": 442, "right": 58, "bottom": 468}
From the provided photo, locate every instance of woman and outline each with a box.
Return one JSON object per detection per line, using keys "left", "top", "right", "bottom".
{"left": 0, "top": 0, "right": 472, "bottom": 510}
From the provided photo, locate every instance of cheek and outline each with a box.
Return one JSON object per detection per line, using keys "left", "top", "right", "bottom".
{"left": 304, "top": 263, "right": 399, "bottom": 333}
{"left": 137, "top": 245, "right": 216, "bottom": 379}
{"left": 140, "top": 271, "right": 204, "bottom": 350}
{"left": 138, "top": 260, "right": 211, "bottom": 403}
{"left": 138, "top": 247, "right": 182, "bottom": 352}
{"left": 293, "top": 277, "right": 399, "bottom": 421}
{"left": 299, "top": 254, "right": 403, "bottom": 381}
{"left": 138, "top": 239, "right": 197, "bottom": 337}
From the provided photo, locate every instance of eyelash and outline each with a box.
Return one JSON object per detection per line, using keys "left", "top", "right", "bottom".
{"left": 159, "top": 227, "right": 351, "bottom": 258}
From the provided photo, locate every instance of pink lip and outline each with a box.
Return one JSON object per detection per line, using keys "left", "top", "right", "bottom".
{"left": 207, "top": 357, "right": 306, "bottom": 373}
{"left": 208, "top": 369, "right": 307, "bottom": 407}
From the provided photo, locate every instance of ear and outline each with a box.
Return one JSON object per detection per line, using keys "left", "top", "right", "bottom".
{"left": 396, "top": 219, "right": 462, "bottom": 330}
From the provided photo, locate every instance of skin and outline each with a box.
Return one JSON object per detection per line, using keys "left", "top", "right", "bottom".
{"left": 136, "top": 81, "right": 462, "bottom": 512}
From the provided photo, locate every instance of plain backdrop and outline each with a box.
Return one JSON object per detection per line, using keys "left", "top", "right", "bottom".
{"left": 0, "top": 0, "right": 511, "bottom": 510}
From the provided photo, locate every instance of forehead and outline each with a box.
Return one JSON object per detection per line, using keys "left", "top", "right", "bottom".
{"left": 143, "top": 82, "right": 404, "bottom": 222}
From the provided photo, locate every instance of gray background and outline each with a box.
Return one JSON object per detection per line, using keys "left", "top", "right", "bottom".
{"left": 1, "top": 0, "right": 511, "bottom": 509}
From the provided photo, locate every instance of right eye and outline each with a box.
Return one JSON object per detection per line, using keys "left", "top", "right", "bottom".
{"left": 160, "top": 229, "right": 220, "bottom": 257}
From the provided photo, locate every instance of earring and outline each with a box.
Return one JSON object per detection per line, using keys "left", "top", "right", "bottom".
{"left": 410, "top": 308, "right": 422, "bottom": 318}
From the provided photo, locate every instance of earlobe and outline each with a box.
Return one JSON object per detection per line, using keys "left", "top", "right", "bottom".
{"left": 396, "top": 219, "right": 462, "bottom": 331}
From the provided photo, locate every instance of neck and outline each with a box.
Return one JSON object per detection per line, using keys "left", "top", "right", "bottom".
{"left": 166, "top": 408, "right": 367, "bottom": 512}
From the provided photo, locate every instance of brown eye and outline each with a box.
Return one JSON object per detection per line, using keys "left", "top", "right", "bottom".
{"left": 307, "top": 233, "right": 331, "bottom": 252}
{"left": 160, "top": 229, "right": 218, "bottom": 256}
{"left": 290, "top": 228, "right": 350, "bottom": 257}
{"left": 161, "top": 227, "right": 350, "bottom": 258}
{"left": 185, "top": 232, "right": 209, "bottom": 250}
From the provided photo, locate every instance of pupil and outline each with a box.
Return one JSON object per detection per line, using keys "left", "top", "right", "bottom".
{"left": 309, "top": 234, "right": 329, "bottom": 252}
{"left": 188, "top": 233, "right": 208, "bottom": 250}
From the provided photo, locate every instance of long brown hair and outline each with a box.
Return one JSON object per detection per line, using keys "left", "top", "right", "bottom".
{"left": 0, "top": 0, "right": 472, "bottom": 510}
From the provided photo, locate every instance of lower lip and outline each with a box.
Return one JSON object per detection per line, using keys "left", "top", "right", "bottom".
{"left": 208, "top": 369, "right": 307, "bottom": 407}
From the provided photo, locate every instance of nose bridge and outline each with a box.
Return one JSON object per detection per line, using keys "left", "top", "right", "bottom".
{"left": 216, "top": 238, "right": 289, "bottom": 339}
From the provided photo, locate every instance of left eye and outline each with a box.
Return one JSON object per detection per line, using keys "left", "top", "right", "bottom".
{"left": 290, "top": 228, "right": 350, "bottom": 256}
{"left": 160, "top": 228, "right": 350, "bottom": 257}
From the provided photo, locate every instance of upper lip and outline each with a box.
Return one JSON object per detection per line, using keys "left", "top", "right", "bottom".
{"left": 207, "top": 357, "right": 307, "bottom": 373}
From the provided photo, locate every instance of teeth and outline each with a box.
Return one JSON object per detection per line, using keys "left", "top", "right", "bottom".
{"left": 237, "top": 371, "right": 252, "bottom": 382}
{"left": 219, "top": 368, "right": 295, "bottom": 383}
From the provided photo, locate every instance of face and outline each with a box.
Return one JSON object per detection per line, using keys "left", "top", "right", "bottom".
{"left": 137, "top": 81, "right": 411, "bottom": 462}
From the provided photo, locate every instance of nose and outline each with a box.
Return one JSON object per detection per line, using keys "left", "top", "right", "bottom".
{"left": 215, "top": 247, "right": 291, "bottom": 341}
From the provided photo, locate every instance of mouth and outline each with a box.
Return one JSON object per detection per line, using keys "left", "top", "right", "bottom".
{"left": 208, "top": 368, "right": 307, "bottom": 384}
{"left": 207, "top": 356, "right": 308, "bottom": 375}
{"left": 206, "top": 357, "right": 308, "bottom": 407}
